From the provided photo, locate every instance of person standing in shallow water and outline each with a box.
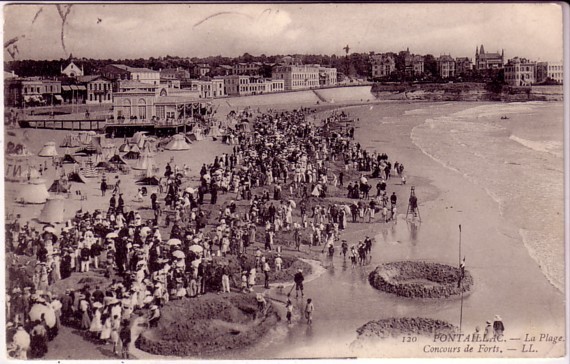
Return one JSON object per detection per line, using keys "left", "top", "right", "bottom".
{"left": 304, "top": 298, "right": 314, "bottom": 325}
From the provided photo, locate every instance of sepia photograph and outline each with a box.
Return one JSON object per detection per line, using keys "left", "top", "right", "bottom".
{"left": 1, "top": 2, "right": 568, "bottom": 362}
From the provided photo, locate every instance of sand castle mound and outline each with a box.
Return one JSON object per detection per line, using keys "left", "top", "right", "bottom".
{"left": 356, "top": 317, "right": 457, "bottom": 340}
{"left": 369, "top": 261, "right": 473, "bottom": 299}
{"left": 137, "top": 294, "right": 279, "bottom": 357}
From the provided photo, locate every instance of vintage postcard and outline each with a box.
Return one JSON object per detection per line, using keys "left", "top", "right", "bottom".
{"left": 2, "top": 2, "right": 568, "bottom": 362}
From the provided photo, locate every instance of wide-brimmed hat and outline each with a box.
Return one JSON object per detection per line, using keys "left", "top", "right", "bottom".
{"left": 494, "top": 315, "right": 502, "bottom": 321}
{"left": 486, "top": 320, "right": 492, "bottom": 324}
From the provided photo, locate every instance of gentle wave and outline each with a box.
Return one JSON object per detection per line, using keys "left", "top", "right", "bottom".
{"left": 509, "top": 135, "right": 564, "bottom": 158}
{"left": 411, "top": 102, "right": 564, "bottom": 293}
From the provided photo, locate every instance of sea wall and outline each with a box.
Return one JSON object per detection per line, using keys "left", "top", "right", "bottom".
{"left": 371, "top": 83, "right": 563, "bottom": 102}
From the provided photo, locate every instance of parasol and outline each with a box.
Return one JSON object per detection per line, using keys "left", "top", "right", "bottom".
{"left": 188, "top": 244, "right": 204, "bottom": 253}
{"left": 29, "top": 304, "right": 56, "bottom": 328}
{"left": 106, "top": 232, "right": 119, "bottom": 239}
{"left": 288, "top": 200, "right": 297, "bottom": 208}
{"left": 43, "top": 225, "right": 56, "bottom": 234}
{"left": 172, "top": 250, "right": 185, "bottom": 259}
{"left": 167, "top": 238, "right": 182, "bottom": 246}
{"left": 185, "top": 187, "right": 196, "bottom": 194}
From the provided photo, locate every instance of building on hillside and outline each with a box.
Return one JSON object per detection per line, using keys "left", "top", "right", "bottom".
{"left": 233, "top": 62, "right": 263, "bottom": 75}
{"left": 77, "top": 75, "right": 113, "bottom": 104}
{"left": 188, "top": 78, "right": 226, "bottom": 98}
{"left": 220, "top": 75, "right": 284, "bottom": 96}
{"left": 370, "top": 53, "right": 396, "bottom": 78}
{"left": 101, "top": 64, "right": 160, "bottom": 89}
{"left": 319, "top": 67, "right": 338, "bottom": 87}
{"left": 400, "top": 49, "right": 424, "bottom": 77}
{"left": 4, "top": 70, "right": 18, "bottom": 79}
{"left": 437, "top": 55, "right": 456, "bottom": 78}
{"left": 159, "top": 67, "right": 190, "bottom": 81}
{"left": 270, "top": 79, "right": 285, "bottom": 93}
{"left": 277, "top": 55, "right": 302, "bottom": 66}
{"left": 193, "top": 64, "right": 211, "bottom": 78}
{"left": 213, "top": 65, "right": 234, "bottom": 76}
{"left": 12, "top": 78, "right": 63, "bottom": 106}
{"left": 455, "top": 57, "right": 473, "bottom": 75}
{"left": 536, "top": 61, "right": 563, "bottom": 84}
{"left": 4, "top": 71, "right": 19, "bottom": 107}
{"left": 504, "top": 57, "right": 536, "bottom": 86}
{"left": 271, "top": 64, "right": 321, "bottom": 91}
{"left": 475, "top": 45, "right": 504, "bottom": 70}
{"left": 61, "top": 60, "right": 84, "bottom": 77}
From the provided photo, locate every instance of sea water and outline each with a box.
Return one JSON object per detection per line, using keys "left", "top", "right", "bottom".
{"left": 411, "top": 101, "right": 565, "bottom": 292}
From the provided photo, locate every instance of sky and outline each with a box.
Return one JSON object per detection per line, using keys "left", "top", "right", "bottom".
{"left": 2, "top": 3, "right": 566, "bottom": 62}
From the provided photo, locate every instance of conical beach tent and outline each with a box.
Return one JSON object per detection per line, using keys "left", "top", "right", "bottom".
{"left": 38, "top": 142, "right": 59, "bottom": 157}
{"left": 165, "top": 134, "right": 191, "bottom": 151}
{"left": 133, "top": 152, "right": 154, "bottom": 170}
{"left": 60, "top": 133, "right": 80, "bottom": 148}
{"left": 68, "top": 171, "right": 88, "bottom": 183}
{"left": 48, "top": 179, "right": 69, "bottom": 193}
{"left": 123, "top": 151, "right": 140, "bottom": 160}
{"left": 109, "top": 154, "right": 128, "bottom": 165}
{"left": 5, "top": 156, "right": 41, "bottom": 182}
{"left": 83, "top": 158, "right": 99, "bottom": 178}
{"left": 118, "top": 143, "right": 131, "bottom": 153}
{"left": 61, "top": 154, "right": 79, "bottom": 164}
{"left": 16, "top": 179, "right": 49, "bottom": 204}
{"left": 38, "top": 196, "right": 65, "bottom": 224}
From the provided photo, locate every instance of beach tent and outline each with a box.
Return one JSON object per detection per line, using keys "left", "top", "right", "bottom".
{"left": 137, "top": 176, "right": 160, "bottom": 185}
{"left": 165, "top": 134, "right": 191, "bottom": 151}
{"left": 6, "top": 141, "right": 33, "bottom": 156}
{"left": 48, "top": 179, "right": 69, "bottom": 193}
{"left": 16, "top": 179, "right": 49, "bottom": 204}
{"left": 82, "top": 159, "right": 99, "bottom": 178}
{"left": 78, "top": 131, "right": 94, "bottom": 145}
{"left": 60, "top": 133, "right": 80, "bottom": 148}
{"left": 109, "top": 154, "right": 128, "bottom": 165}
{"left": 38, "top": 196, "right": 65, "bottom": 224}
{"left": 38, "top": 142, "right": 59, "bottom": 157}
{"left": 95, "top": 161, "right": 114, "bottom": 171}
{"left": 133, "top": 151, "right": 154, "bottom": 170}
{"left": 5, "top": 156, "right": 41, "bottom": 182}
{"left": 118, "top": 143, "right": 131, "bottom": 153}
{"left": 129, "top": 144, "right": 141, "bottom": 153}
{"left": 61, "top": 154, "right": 79, "bottom": 164}
{"left": 68, "top": 171, "right": 88, "bottom": 183}
{"left": 123, "top": 151, "right": 140, "bottom": 160}
{"left": 132, "top": 131, "right": 149, "bottom": 149}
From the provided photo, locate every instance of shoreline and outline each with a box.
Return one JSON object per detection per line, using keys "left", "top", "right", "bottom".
{"left": 6, "top": 97, "right": 565, "bottom": 359}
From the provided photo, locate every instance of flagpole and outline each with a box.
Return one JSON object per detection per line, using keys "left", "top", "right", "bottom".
{"left": 458, "top": 224, "right": 462, "bottom": 266}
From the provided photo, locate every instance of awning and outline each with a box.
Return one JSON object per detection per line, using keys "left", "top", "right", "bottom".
{"left": 54, "top": 95, "right": 64, "bottom": 101}
{"left": 70, "top": 85, "right": 79, "bottom": 91}
{"left": 62, "top": 85, "right": 72, "bottom": 91}
{"left": 75, "top": 85, "right": 86, "bottom": 90}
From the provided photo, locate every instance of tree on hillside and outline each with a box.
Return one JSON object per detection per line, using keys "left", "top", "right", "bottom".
{"left": 423, "top": 54, "right": 438, "bottom": 78}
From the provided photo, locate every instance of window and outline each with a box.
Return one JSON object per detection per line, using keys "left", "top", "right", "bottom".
{"left": 138, "top": 98, "right": 146, "bottom": 119}
{"left": 123, "top": 99, "right": 131, "bottom": 118}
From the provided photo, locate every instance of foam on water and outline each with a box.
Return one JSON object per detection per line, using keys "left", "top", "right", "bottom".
{"left": 411, "top": 102, "right": 564, "bottom": 292}
{"left": 509, "top": 135, "right": 563, "bottom": 158}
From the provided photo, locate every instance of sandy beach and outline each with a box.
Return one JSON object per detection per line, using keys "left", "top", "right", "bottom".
{"left": 4, "top": 92, "right": 565, "bottom": 359}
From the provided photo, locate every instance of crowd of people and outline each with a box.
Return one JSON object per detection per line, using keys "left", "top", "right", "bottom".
{"left": 6, "top": 106, "right": 411, "bottom": 359}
